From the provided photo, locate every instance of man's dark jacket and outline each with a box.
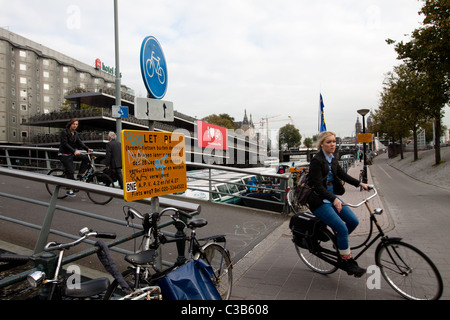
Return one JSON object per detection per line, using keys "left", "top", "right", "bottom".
{"left": 105, "top": 140, "right": 122, "bottom": 169}
{"left": 307, "top": 151, "right": 360, "bottom": 211}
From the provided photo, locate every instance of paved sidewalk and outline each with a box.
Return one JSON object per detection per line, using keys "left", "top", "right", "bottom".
{"left": 230, "top": 161, "right": 400, "bottom": 300}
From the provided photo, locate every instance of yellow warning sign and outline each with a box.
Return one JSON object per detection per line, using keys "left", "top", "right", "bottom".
{"left": 357, "top": 133, "right": 373, "bottom": 143}
{"left": 121, "top": 130, "right": 187, "bottom": 202}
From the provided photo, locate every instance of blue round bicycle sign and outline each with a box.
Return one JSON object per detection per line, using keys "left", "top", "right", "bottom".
{"left": 140, "top": 36, "right": 168, "bottom": 99}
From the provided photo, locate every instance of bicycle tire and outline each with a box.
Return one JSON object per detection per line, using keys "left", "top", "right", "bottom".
{"left": 86, "top": 172, "right": 114, "bottom": 205}
{"left": 375, "top": 240, "right": 443, "bottom": 300}
{"left": 199, "top": 243, "right": 233, "bottom": 300}
{"left": 45, "top": 168, "right": 68, "bottom": 199}
{"left": 294, "top": 227, "right": 339, "bottom": 274}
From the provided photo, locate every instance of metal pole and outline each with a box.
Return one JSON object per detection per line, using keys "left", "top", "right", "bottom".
{"left": 362, "top": 115, "right": 368, "bottom": 184}
{"left": 34, "top": 185, "right": 60, "bottom": 254}
{"left": 357, "top": 109, "right": 370, "bottom": 184}
{"left": 114, "top": 0, "right": 122, "bottom": 142}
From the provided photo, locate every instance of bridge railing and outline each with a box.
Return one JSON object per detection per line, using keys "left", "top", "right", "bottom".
{"left": 0, "top": 167, "right": 200, "bottom": 289}
{"left": 0, "top": 145, "right": 292, "bottom": 213}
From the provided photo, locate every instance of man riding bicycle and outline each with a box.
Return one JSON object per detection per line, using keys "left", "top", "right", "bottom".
{"left": 58, "top": 118, "right": 92, "bottom": 197}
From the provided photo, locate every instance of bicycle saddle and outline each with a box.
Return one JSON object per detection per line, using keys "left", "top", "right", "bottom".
{"left": 187, "top": 218, "right": 207, "bottom": 229}
{"left": 125, "top": 249, "right": 157, "bottom": 266}
{"left": 62, "top": 277, "right": 110, "bottom": 298}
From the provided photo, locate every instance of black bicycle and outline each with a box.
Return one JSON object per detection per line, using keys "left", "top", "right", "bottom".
{"left": 290, "top": 186, "right": 443, "bottom": 300}
{"left": 103, "top": 207, "right": 233, "bottom": 300}
{"left": 0, "top": 228, "right": 116, "bottom": 300}
{"left": 45, "top": 153, "right": 115, "bottom": 205}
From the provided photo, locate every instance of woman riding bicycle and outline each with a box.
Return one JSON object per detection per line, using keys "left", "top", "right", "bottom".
{"left": 58, "top": 118, "right": 92, "bottom": 197}
{"left": 307, "top": 131, "right": 369, "bottom": 277}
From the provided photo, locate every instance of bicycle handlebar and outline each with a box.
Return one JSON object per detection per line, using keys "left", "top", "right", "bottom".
{"left": 44, "top": 228, "right": 116, "bottom": 252}
{"left": 345, "top": 185, "right": 378, "bottom": 208}
{"left": 124, "top": 207, "right": 192, "bottom": 223}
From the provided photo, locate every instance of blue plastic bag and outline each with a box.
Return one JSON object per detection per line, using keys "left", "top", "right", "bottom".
{"left": 157, "top": 259, "right": 222, "bottom": 300}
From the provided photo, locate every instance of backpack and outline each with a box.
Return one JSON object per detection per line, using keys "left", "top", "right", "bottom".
{"left": 289, "top": 211, "right": 329, "bottom": 250}
{"left": 293, "top": 173, "right": 313, "bottom": 206}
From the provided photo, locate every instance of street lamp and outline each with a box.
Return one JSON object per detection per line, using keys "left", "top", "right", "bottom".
{"left": 357, "top": 109, "right": 370, "bottom": 184}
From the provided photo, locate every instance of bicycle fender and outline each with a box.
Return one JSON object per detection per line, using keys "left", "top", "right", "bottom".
{"left": 199, "top": 235, "right": 226, "bottom": 243}
{"left": 374, "top": 237, "right": 403, "bottom": 259}
{"left": 200, "top": 242, "right": 233, "bottom": 270}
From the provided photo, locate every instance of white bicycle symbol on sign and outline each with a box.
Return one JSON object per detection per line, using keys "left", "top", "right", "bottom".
{"left": 146, "top": 51, "right": 166, "bottom": 85}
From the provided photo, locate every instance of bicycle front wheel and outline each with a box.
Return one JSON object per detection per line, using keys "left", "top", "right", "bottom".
{"left": 45, "top": 168, "right": 68, "bottom": 199}
{"left": 86, "top": 172, "right": 114, "bottom": 205}
{"left": 376, "top": 240, "right": 443, "bottom": 300}
{"left": 199, "top": 243, "right": 233, "bottom": 300}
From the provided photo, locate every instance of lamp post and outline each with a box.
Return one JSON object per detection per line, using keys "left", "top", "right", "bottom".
{"left": 357, "top": 109, "right": 370, "bottom": 184}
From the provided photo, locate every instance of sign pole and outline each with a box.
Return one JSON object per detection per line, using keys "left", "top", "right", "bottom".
{"left": 114, "top": 0, "right": 122, "bottom": 142}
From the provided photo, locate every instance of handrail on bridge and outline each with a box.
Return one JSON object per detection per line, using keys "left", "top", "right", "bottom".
{"left": 0, "top": 144, "right": 292, "bottom": 290}
{"left": 0, "top": 144, "right": 292, "bottom": 212}
{"left": 0, "top": 166, "right": 200, "bottom": 289}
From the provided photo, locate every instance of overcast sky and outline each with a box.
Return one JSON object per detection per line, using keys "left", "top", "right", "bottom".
{"left": 1, "top": 0, "right": 448, "bottom": 139}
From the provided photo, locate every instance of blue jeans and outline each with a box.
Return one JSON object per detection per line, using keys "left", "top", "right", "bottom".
{"left": 312, "top": 202, "right": 359, "bottom": 251}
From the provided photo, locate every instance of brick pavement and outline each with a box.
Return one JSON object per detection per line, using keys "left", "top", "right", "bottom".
{"left": 230, "top": 161, "right": 400, "bottom": 300}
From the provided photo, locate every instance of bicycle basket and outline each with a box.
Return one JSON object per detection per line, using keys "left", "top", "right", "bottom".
{"left": 289, "top": 211, "right": 329, "bottom": 249}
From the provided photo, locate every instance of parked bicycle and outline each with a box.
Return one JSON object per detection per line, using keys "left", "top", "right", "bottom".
{"left": 45, "top": 152, "right": 116, "bottom": 205}
{"left": 103, "top": 207, "right": 233, "bottom": 300}
{"left": 0, "top": 228, "right": 116, "bottom": 300}
{"left": 290, "top": 186, "right": 443, "bottom": 300}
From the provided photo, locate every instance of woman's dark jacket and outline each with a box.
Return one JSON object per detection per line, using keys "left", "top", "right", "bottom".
{"left": 58, "top": 128, "right": 89, "bottom": 155}
{"left": 307, "top": 151, "right": 360, "bottom": 211}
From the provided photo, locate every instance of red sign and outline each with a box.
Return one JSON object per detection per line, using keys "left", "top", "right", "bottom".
{"left": 95, "top": 58, "right": 102, "bottom": 69}
{"left": 197, "top": 120, "right": 228, "bottom": 150}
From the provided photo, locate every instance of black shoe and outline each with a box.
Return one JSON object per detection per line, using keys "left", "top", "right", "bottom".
{"left": 340, "top": 258, "right": 366, "bottom": 277}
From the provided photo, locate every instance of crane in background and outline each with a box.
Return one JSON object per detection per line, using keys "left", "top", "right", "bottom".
{"left": 252, "top": 115, "right": 296, "bottom": 155}
{"left": 254, "top": 115, "right": 295, "bottom": 136}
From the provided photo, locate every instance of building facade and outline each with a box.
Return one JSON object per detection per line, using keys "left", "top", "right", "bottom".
{"left": 0, "top": 27, "right": 132, "bottom": 145}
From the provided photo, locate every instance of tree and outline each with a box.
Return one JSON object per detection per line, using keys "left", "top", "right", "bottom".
{"left": 201, "top": 114, "right": 238, "bottom": 129}
{"left": 303, "top": 137, "right": 313, "bottom": 149}
{"left": 279, "top": 124, "right": 302, "bottom": 149}
{"left": 388, "top": 0, "right": 450, "bottom": 165}
{"left": 372, "top": 64, "right": 431, "bottom": 160}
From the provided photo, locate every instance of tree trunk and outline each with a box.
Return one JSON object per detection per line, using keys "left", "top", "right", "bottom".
{"left": 434, "top": 118, "right": 441, "bottom": 165}
{"left": 413, "top": 126, "right": 418, "bottom": 161}
{"left": 399, "top": 137, "right": 404, "bottom": 160}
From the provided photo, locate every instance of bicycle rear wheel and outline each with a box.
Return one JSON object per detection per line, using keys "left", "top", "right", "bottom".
{"left": 294, "top": 228, "right": 339, "bottom": 274}
{"left": 86, "top": 172, "right": 114, "bottom": 205}
{"left": 45, "top": 168, "right": 68, "bottom": 199}
{"left": 375, "top": 240, "right": 443, "bottom": 300}
{"left": 199, "top": 243, "right": 233, "bottom": 300}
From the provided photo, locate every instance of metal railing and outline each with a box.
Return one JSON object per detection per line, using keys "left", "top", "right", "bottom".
{"left": 0, "top": 144, "right": 292, "bottom": 289}
{"left": 0, "top": 167, "right": 200, "bottom": 289}
{"left": 0, "top": 145, "right": 292, "bottom": 213}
